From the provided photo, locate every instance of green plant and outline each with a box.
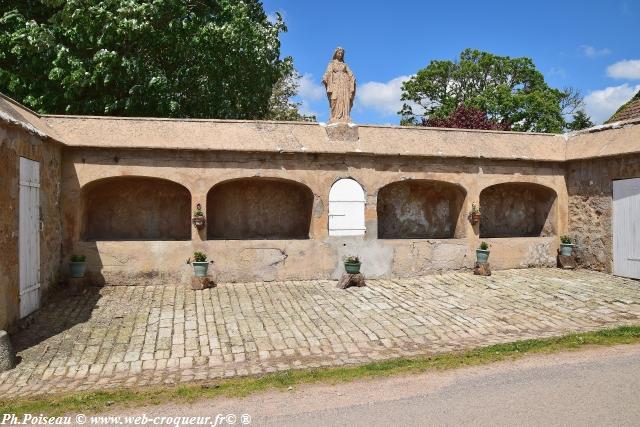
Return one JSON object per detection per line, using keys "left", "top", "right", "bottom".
{"left": 560, "top": 235, "right": 573, "bottom": 244}
{"left": 479, "top": 242, "right": 489, "bottom": 251}
{"left": 193, "top": 204, "right": 204, "bottom": 217}
{"left": 471, "top": 203, "right": 480, "bottom": 214}
{"left": 0, "top": 1, "right": 290, "bottom": 120}
{"left": 193, "top": 252, "right": 207, "bottom": 263}
{"left": 345, "top": 255, "right": 360, "bottom": 264}
{"left": 400, "top": 48, "right": 584, "bottom": 132}
{"left": 70, "top": 255, "right": 86, "bottom": 262}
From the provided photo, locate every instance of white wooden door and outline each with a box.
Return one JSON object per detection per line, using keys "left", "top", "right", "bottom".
{"left": 19, "top": 157, "right": 41, "bottom": 318}
{"left": 329, "top": 179, "right": 366, "bottom": 236}
{"left": 613, "top": 178, "right": 640, "bottom": 279}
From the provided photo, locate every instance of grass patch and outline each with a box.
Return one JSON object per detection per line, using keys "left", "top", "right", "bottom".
{"left": 2, "top": 325, "right": 640, "bottom": 416}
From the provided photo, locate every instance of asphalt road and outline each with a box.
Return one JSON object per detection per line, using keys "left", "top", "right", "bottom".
{"left": 103, "top": 344, "right": 640, "bottom": 427}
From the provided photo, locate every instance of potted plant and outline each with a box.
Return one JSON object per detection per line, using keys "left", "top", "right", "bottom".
{"left": 469, "top": 203, "right": 481, "bottom": 224}
{"left": 476, "top": 242, "right": 490, "bottom": 264}
{"left": 560, "top": 235, "right": 574, "bottom": 256}
{"left": 192, "top": 204, "right": 206, "bottom": 230}
{"left": 191, "top": 251, "right": 209, "bottom": 277}
{"left": 69, "top": 255, "right": 87, "bottom": 278}
{"left": 344, "top": 255, "right": 361, "bottom": 274}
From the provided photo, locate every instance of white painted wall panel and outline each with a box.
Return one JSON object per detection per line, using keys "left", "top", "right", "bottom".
{"left": 19, "top": 157, "right": 41, "bottom": 318}
{"left": 613, "top": 178, "right": 640, "bottom": 279}
{"left": 329, "top": 179, "right": 366, "bottom": 236}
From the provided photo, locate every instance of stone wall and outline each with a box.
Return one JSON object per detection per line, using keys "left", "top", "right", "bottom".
{"left": 0, "top": 124, "right": 61, "bottom": 330}
{"left": 60, "top": 147, "right": 567, "bottom": 284}
{"left": 567, "top": 153, "right": 640, "bottom": 271}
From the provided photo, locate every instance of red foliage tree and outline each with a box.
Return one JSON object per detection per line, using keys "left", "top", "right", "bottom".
{"left": 423, "top": 105, "right": 510, "bottom": 131}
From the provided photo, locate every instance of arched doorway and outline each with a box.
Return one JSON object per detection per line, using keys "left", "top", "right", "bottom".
{"left": 329, "top": 178, "right": 366, "bottom": 236}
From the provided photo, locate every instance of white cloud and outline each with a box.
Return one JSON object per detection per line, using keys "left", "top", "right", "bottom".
{"left": 584, "top": 83, "right": 640, "bottom": 123}
{"left": 578, "top": 45, "right": 611, "bottom": 58}
{"left": 297, "top": 73, "right": 325, "bottom": 101}
{"left": 547, "top": 67, "right": 567, "bottom": 79}
{"left": 298, "top": 100, "right": 318, "bottom": 119}
{"left": 607, "top": 59, "right": 640, "bottom": 80}
{"left": 266, "top": 10, "right": 284, "bottom": 24}
{"left": 356, "top": 75, "right": 412, "bottom": 116}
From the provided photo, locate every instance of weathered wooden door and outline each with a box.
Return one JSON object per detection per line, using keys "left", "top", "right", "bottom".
{"left": 329, "top": 178, "right": 366, "bottom": 236}
{"left": 613, "top": 178, "right": 640, "bottom": 279}
{"left": 19, "top": 157, "right": 41, "bottom": 318}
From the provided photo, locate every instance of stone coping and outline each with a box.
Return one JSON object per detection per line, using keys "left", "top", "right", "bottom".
{"left": 2, "top": 92, "right": 639, "bottom": 162}
{"left": 43, "top": 115, "right": 566, "bottom": 162}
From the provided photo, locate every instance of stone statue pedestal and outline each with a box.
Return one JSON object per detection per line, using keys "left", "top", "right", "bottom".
{"left": 68, "top": 277, "right": 89, "bottom": 295}
{"left": 324, "top": 122, "right": 359, "bottom": 142}
{"left": 557, "top": 254, "right": 577, "bottom": 269}
{"left": 337, "top": 273, "right": 366, "bottom": 289}
{"left": 474, "top": 262, "right": 491, "bottom": 276}
{"left": 191, "top": 276, "right": 216, "bottom": 290}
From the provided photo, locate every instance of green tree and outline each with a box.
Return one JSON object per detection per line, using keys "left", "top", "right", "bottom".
{"left": 0, "top": 0, "right": 290, "bottom": 119}
{"left": 567, "top": 110, "right": 594, "bottom": 131}
{"left": 400, "top": 49, "right": 584, "bottom": 133}
{"left": 265, "top": 63, "right": 316, "bottom": 122}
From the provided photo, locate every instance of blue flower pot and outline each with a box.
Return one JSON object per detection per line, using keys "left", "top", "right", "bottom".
{"left": 344, "top": 262, "right": 361, "bottom": 274}
{"left": 193, "top": 261, "right": 209, "bottom": 277}
{"left": 476, "top": 249, "right": 490, "bottom": 264}
{"left": 69, "top": 262, "right": 86, "bottom": 278}
{"left": 560, "top": 244, "right": 574, "bottom": 257}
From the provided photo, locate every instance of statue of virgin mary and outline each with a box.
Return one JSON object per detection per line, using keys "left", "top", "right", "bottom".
{"left": 322, "top": 47, "right": 356, "bottom": 123}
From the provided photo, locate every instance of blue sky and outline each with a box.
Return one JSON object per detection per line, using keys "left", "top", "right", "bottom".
{"left": 262, "top": 0, "right": 640, "bottom": 125}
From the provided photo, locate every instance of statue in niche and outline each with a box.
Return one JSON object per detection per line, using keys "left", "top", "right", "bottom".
{"left": 322, "top": 47, "right": 356, "bottom": 124}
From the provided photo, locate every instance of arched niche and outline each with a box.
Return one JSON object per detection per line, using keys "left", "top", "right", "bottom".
{"left": 81, "top": 176, "right": 191, "bottom": 240}
{"left": 207, "top": 177, "right": 313, "bottom": 240}
{"left": 479, "top": 182, "right": 558, "bottom": 238}
{"left": 377, "top": 180, "right": 466, "bottom": 239}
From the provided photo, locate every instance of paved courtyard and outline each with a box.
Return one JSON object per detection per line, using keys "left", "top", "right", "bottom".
{"left": 1, "top": 269, "right": 639, "bottom": 398}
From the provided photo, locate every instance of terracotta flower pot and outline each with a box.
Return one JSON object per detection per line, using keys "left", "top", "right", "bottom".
{"left": 192, "top": 216, "right": 206, "bottom": 230}
{"left": 471, "top": 212, "right": 481, "bottom": 224}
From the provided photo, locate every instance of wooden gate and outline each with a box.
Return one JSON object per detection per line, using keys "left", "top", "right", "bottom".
{"left": 613, "top": 178, "right": 640, "bottom": 279}
{"left": 328, "top": 178, "right": 366, "bottom": 236}
{"left": 19, "top": 157, "right": 41, "bottom": 318}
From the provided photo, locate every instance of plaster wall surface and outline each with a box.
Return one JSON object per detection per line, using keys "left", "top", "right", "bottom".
{"left": 43, "top": 116, "right": 567, "bottom": 161}
{"left": 0, "top": 125, "right": 61, "bottom": 330}
{"left": 60, "top": 148, "right": 568, "bottom": 284}
{"left": 566, "top": 120, "right": 640, "bottom": 160}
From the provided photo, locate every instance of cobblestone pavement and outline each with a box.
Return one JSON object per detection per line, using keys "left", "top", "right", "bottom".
{"left": 1, "top": 269, "right": 639, "bottom": 398}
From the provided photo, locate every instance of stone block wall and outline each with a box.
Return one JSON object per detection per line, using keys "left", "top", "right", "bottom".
{"left": 0, "top": 125, "right": 62, "bottom": 330}
{"left": 566, "top": 153, "right": 640, "bottom": 272}
{"left": 60, "top": 147, "right": 567, "bottom": 284}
